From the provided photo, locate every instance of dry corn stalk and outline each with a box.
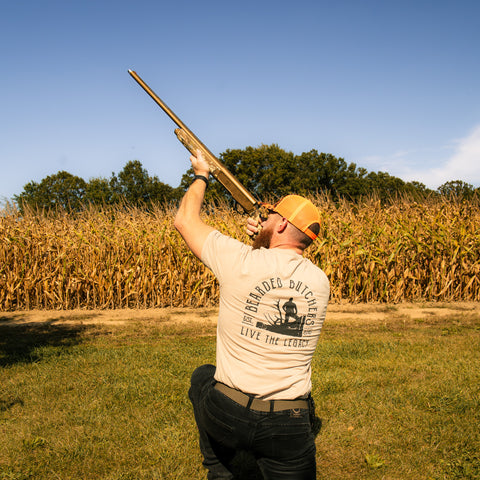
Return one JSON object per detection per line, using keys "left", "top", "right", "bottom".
{"left": 1, "top": 195, "right": 479, "bottom": 311}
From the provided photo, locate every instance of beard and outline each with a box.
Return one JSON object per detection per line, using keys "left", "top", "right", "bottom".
{"left": 252, "top": 227, "right": 273, "bottom": 250}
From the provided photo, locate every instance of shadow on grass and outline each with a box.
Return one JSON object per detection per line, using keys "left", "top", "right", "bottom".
{"left": 0, "top": 315, "right": 92, "bottom": 367}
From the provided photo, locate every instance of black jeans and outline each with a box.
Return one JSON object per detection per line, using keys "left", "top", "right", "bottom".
{"left": 188, "top": 364, "right": 316, "bottom": 480}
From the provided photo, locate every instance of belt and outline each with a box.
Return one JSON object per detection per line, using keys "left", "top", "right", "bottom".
{"left": 214, "top": 382, "right": 309, "bottom": 413}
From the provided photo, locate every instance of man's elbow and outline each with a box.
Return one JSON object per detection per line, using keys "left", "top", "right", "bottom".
{"left": 174, "top": 214, "right": 186, "bottom": 234}
{"left": 174, "top": 211, "right": 196, "bottom": 237}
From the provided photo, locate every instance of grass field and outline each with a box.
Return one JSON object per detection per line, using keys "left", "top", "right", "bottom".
{"left": 1, "top": 303, "right": 479, "bottom": 479}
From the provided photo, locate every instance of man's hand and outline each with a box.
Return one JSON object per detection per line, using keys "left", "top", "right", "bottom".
{"left": 246, "top": 217, "right": 260, "bottom": 237}
{"left": 190, "top": 149, "right": 210, "bottom": 178}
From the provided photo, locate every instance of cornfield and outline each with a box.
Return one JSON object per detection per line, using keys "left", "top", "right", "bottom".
{"left": 1, "top": 195, "right": 479, "bottom": 310}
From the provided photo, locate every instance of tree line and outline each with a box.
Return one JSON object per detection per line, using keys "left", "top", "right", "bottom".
{"left": 13, "top": 144, "right": 479, "bottom": 213}
{"left": 14, "top": 160, "right": 183, "bottom": 213}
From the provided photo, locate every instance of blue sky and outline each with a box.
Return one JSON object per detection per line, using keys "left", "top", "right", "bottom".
{"left": 1, "top": 0, "right": 479, "bottom": 202}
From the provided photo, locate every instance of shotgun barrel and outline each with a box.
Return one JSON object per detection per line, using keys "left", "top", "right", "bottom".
{"left": 128, "top": 70, "right": 259, "bottom": 214}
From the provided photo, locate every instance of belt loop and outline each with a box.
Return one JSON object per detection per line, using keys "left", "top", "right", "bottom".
{"left": 246, "top": 397, "right": 253, "bottom": 410}
{"left": 270, "top": 400, "right": 274, "bottom": 413}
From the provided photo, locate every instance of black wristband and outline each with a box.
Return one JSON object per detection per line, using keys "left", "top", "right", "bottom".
{"left": 193, "top": 175, "right": 209, "bottom": 187}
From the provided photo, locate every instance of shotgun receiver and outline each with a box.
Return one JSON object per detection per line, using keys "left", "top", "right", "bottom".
{"left": 128, "top": 70, "right": 259, "bottom": 214}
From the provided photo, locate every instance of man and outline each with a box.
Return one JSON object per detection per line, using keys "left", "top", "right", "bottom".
{"left": 174, "top": 150, "right": 330, "bottom": 479}
{"left": 282, "top": 297, "right": 298, "bottom": 324}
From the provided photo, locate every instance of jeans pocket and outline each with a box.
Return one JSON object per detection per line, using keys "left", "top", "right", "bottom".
{"left": 255, "top": 413, "right": 314, "bottom": 461}
{"left": 203, "top": 395, "right": 237, "bottom": 446}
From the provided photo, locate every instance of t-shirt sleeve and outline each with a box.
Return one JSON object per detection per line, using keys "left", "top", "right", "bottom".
{"left": 201, "top": 230, "right": 251, "bottom": 284}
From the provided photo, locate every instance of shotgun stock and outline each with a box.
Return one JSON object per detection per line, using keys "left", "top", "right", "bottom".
{"left": 128, "top": 69, "right": 259, "bottom": 214}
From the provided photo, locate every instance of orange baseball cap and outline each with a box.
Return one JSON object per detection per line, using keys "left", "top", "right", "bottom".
{"left": 262, "top": 195, "right": 321, "bottom": 240}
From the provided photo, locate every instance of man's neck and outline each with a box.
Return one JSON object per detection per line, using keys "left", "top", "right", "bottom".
{"left": 269, "top": 240, "right": 303, "bottom": 255}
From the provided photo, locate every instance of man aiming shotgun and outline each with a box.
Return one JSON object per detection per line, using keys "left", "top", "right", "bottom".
{"left": 129, "top": 71, "right": 330, "bottom": 479}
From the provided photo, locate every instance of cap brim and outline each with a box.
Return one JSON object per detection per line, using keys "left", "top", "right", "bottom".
{"left": 260, "top": 201, "right": 275, "bottom": 209}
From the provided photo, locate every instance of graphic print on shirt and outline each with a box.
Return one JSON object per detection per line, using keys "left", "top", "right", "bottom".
{"left": 242, "top": 278, "right": 321, "bottom": 344}
{"left": 256, "top": 298, "right": 306, "bottom": 337}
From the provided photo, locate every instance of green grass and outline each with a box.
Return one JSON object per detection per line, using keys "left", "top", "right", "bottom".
{"left": 1, "top": 311, "right": 479, "bottom": 479}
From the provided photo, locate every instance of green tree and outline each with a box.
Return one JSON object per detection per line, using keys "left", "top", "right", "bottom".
{"left": 293, "top": 150, "right": 361, "bottom": 198}
{"left": 437, "top": 180, "right": 476, "bottom": 199}
{"left": 179, "top": 144, "right": 429, "bottom": 205}
{"left": 110, "top": 160, "right": 182, "bottom": 206}
{"left": 405, "top": 181, "right": 433, "bottom": 198}
{"left": 15, "top": 161, "right": 182, "bottom": 213}
{"left": 179, "top": 144, "right": 296, "bottom": 206}
{"left": 14, "top": 171, "right": 87, "bottom": 213}
{"left": 363, "top": 171, "right": 408, "bottom": 198}
{"left": 221, "top": 144, "right": 295, "bottom": 199}
{"left": 84, "top": 177, "right": 115, "bottom": 205}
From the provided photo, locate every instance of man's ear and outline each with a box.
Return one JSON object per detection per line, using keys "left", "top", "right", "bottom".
{"left": 277, "top": 217, "right": 289, "bottom": 233}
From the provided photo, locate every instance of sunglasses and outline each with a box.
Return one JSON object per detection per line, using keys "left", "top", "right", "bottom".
{"left": 259, "top": 208, "right": 276, "bottom": 222}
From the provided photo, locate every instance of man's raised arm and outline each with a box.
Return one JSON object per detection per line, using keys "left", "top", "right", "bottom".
{"left": 174, "top": 150, "right": 216, "bottom": 259}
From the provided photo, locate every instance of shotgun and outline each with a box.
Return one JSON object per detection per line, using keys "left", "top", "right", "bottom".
{"left": 128, "top": 70, "right": 259, "bottom": 214}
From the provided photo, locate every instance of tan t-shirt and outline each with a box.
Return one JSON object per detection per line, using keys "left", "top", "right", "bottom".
{"left": 201, "top": 230, "right": 330, "bottom": 400}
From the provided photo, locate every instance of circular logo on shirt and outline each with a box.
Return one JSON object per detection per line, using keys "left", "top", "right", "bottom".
{"left": 241, "top": 278, "right": 322, "bottom": 348}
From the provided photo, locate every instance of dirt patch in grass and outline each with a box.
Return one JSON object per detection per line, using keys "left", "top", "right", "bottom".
{"left": 0, "top": 302, "right": 477, "bottom": 327}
